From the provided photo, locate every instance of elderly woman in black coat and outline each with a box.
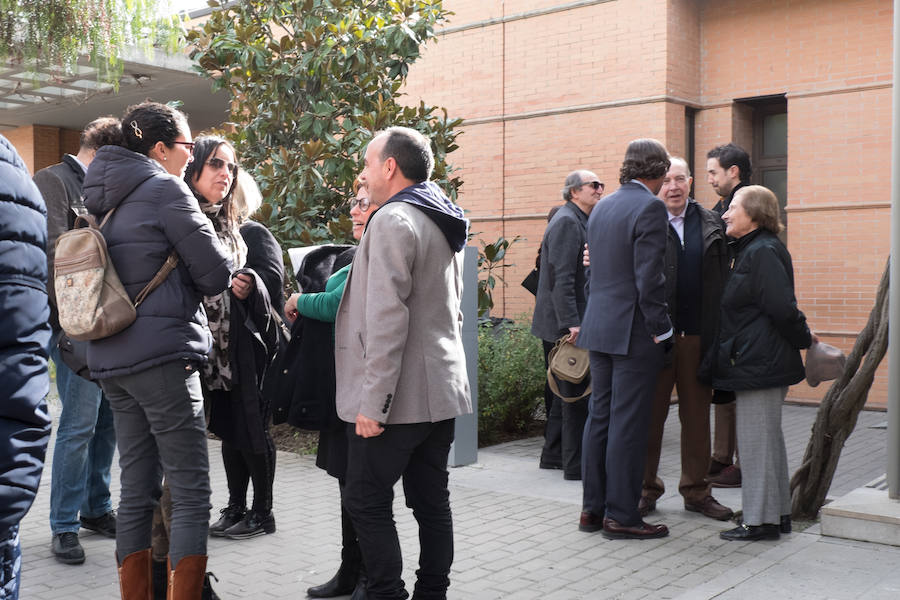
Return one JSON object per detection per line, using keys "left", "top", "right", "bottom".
{"left": 184, "top": 137, "right": 284, "bottom": 541}
{"left": 708, "top": 185, "right": 814, "bottom": 542}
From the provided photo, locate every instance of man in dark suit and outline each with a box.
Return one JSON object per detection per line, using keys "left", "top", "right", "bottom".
{"left": 531, "top": 170, "right": 603, "bottom": 479}
{"left": 577, "top": 139, "right": 672, "bottom": 539}
{"left": 33, "top": 117, "right": 121, "bottom": 564}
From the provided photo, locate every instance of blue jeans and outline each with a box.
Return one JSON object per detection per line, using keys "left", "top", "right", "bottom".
{"left": 48, "top": 331, "right": 116, "bottom": 534}
{"left": 0, "top": 526, "right": 21, "bottom": 600}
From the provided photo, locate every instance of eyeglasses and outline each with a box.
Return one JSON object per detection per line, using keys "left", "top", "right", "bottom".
{"left": 581, "top": 181, "right": 604, "bottom": 191}
{"left": 172, "top": 141, "right": 195, "bottom": 151}
{"left": 206, "top": 157, "right": 238, "bottom": 176}
{"left": 350, "top": 196, "right": 371, "bottom": 212}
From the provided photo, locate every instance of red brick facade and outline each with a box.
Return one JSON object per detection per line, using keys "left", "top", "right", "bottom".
{"left": 402, "top": 0, "right": 892, "bottom": 407}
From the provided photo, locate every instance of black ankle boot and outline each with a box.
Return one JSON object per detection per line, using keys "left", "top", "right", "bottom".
{"left": 307, "top": 562, "right": 360, "bottom": 598}
{"left": 349, "top": 574, "right": 367, "bottom": 600}
{"left": 209, "top": 504, "right": 245, "bottom": 537}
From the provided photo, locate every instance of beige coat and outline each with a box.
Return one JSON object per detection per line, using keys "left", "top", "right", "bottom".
{"left": 334, "top": 202, "right": 471, "bottom": 424}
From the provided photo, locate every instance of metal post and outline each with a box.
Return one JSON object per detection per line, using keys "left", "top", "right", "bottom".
{"left": 888, "top": 0, "right": 900, "bottom": 499}
{"left": 449, "top": 245, "right": 479, "bottom": 467}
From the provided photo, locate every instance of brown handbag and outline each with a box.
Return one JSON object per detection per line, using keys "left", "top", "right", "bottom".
{"left": 546, "top": 335, "right": 591, "bottom": 402}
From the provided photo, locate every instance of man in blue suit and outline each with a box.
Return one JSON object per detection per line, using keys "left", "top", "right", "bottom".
{"left": 578, "top": 139, "right": 673, "bottom": 539}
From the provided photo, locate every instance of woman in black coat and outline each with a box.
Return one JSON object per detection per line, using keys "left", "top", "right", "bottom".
{"left": 184, "top": 137, "right": 283, "bottom": 540}
{"left": 709, "top": 185, "right": 814, "bottom": 542}
{"left": 83, "top": 102, "right": 233, "bottom": 597}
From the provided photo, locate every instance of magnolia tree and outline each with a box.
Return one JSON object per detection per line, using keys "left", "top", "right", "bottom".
{"left": 0, "top": 0, "right": 183, "bottom": 86}
{"left": 187, "top": 0, "right": 463, "bottom": 246}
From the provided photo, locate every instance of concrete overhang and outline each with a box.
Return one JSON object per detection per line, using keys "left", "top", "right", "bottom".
{"left": 0, "top": 45, "right": 229, "bottom": 134}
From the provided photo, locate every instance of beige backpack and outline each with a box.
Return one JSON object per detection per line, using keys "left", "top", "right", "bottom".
{"left": 54, "top": 208, "right": 177, "bottom": 341}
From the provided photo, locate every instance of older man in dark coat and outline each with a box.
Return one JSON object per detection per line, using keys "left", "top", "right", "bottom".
{"left": 0, "top": 133, "right": 52, "bottom": 599}
{"left": 531, "top": 170, "right": 603, "bottom": 479}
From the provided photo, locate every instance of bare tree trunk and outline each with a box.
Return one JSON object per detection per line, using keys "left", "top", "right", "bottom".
{"left": 790, "top": 258, "right": 890, "bottom": 519}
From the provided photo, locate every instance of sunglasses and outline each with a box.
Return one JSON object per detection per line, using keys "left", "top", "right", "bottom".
{"left": 206, "top": 157, "right": 239, "bottom": 176}
{"left": 172, "top": 141, "right": 195, "bottom": 151}
{"left": 581, "top": 180, "right": 604, "bottom": 191}
{"left": 350, "top": 196, "right": 371, "bottom": 212}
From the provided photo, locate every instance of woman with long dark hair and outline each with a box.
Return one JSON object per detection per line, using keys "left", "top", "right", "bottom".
{"left": 185, "top": 136, "right": 284, "bottom": 541}
{"left": 83, "top": 102, "right": 232, "bottom": 598}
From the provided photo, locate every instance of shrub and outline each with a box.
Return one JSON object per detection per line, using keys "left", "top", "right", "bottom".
{"left": 477, "top": 318, "right": 545, "bottom": 445}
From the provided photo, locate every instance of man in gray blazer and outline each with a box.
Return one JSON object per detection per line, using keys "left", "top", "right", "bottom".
{"left": 577, "top": 139, "right": 673, "bottom": 540}
{"left": 335, "top": 127, "right": 471, "bottom": 599}
{"left": 33, "top": 117, "right": 121, "bottom": 564}
{"left": 531, "top": 170, "right": 603, "bottom": 479}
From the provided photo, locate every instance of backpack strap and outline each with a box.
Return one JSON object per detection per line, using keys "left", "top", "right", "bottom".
{"left": 133, "top": 251, "right": 179, "bottom": 308}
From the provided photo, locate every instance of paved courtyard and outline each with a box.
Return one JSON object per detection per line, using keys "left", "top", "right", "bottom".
{"left": 18, "top": 394, "right": 900, "bottom": 599}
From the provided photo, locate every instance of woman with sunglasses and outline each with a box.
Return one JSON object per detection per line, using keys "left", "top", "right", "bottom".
{"left": 283, "top": 179, "right": 372, "bottom": 600}
{"left": 82, "top": 102, "right": 233, "bottom": 598}
{"left": 185, "top": 136, "right": 284, "bottom": 542}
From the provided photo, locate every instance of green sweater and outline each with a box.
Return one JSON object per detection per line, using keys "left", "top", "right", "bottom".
{"left": 294, "top": 264, "right": 350, "bottom": 323}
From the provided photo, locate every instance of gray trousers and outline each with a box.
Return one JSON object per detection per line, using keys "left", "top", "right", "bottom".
{"left": 100, "top": 361, "right": 211, "bottom": 567}
{"left": 735, "top": 387, "right": 790, "bottom": 526}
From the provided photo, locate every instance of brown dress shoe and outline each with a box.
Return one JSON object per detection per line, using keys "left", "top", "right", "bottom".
{"left": 601, "top": 517, "right": 669, "bottom": 540}
{"left": 638, "top": 496, "right": 656, "bottom": 517}
{"left": 707, "top": 465, "right": 742, "bottom": 488}
{"left": 684, "top": 496, "right": 734, "bottom": 521}
{"left": 579, "top": 511, "right": 604, "bottom": 532}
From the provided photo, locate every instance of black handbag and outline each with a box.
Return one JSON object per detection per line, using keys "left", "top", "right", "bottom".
{"left": 57, "top": 333, "right": 95, "bottom": 382}
{"left": 521, "top": 267, "right": 539, "bottom": 296}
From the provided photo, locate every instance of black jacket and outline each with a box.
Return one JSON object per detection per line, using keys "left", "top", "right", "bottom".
{"left": 33, "top": 154, "right": 85, "bottom": 330}
{"left": 207, "top": 221, "right": 284, "bottom": 454}
{"left": 707, "top": 229, "right": 811, "bottom": 390}
{"left": 663, "top": 200, "right": 728, "bottom": 357}
{"left": 83, "top": 145, "right": 233, "bottom": 378}
{"left": 0, "top": 134, "right": 52, "bottom": 536}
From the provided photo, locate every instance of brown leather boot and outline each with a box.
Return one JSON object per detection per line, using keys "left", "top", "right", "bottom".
{"left": 167, "top": 555, "right": 207, "bottom": 600}
{"left": 117, "top": 549, "right": 153, "bottom": 600}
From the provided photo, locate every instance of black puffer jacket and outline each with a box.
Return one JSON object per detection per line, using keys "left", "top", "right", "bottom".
{"left": 83, "top": 145, "right": 232, "bottom": 379}
{"left": 0, "top": 134, "right": 51, "bottom": 535}
{"left": 709, "top": 228, "right": 811, "bottom": 390}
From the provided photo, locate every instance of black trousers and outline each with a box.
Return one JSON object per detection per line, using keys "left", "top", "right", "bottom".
{"left": 541, "top": 340, "right": 588, "bottom": 477}
{"left": 221, "top": 435, "right": 275, "bottom": 514}
{"left": 344, "top": 419, "right": 455, "bottom": 600}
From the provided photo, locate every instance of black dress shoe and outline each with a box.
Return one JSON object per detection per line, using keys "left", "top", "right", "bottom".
{"left": 601, "top": 517, "right": 669, "bottom": 540}
{"left": 578, "top": 511, "right": 604, "bottom": 532}
{"left": 307, "top": 562, "right": 360, "bottom": 598}
{"left": 223, "top": 510, "right": 275, "bottom": 539}
{"left": 539, "top": 461, "right": 563, "bottom": 470}
{"left": 51, "top": 532, "right": 85, "bottom": 564}
{"left": 719, "top": 523, "right": 780, "bottom": 541}
{"left": 209, "top": 504, "right": 245, "bottom": 537}
{"left": 780, "top": 515, "right": 792, "bottom": 533}
{"left": 80, "top": 510, "right": 117, "bottom": 538}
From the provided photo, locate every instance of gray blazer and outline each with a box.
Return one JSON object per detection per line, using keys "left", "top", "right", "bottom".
{"left": 531, "top": 201, "right": 588, "bottom": 342}
{"left": 578, "top": 181, "right": 671, "bottom": 355}
{"left": 334, "top": 202, "right": 471, "bottom": 425}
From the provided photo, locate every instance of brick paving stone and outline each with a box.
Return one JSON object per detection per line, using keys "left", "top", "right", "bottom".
{"left": 17, "top": 394, "right": 897, "bottom": 599}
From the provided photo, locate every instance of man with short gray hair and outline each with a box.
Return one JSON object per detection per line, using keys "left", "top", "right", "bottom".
{"left": 531, "top": 170, "right": 603, "bottom": 479}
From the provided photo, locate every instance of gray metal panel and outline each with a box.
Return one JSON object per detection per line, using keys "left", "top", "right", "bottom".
{"left": 450, "top": 245, "right": 478, "bottom": 467}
